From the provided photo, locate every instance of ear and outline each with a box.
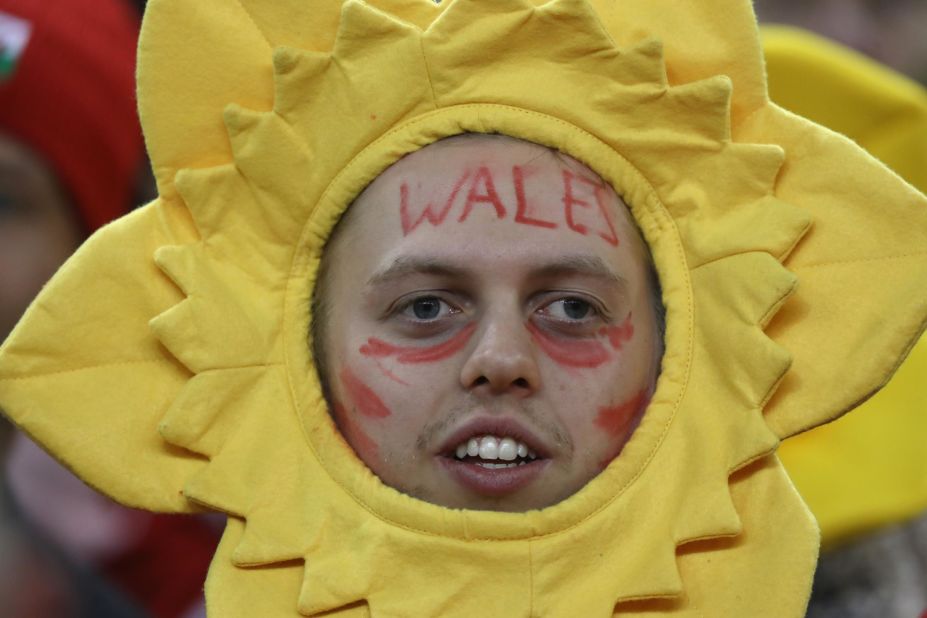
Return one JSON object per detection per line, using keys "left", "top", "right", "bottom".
{"left": 0, "top": 198, "right": 202, "bottom": 511}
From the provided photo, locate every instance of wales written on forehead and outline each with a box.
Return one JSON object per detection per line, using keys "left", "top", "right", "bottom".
{"left": 399, "top": 163, "right": 620, "bottom": 246}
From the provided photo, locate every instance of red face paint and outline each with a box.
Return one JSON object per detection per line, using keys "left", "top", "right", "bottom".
{"left": 333, "top": 402, "right": 379, "bottom": 461}
{"left": 526, "top": 321, "right": 610, "bottom": 368}
{"left": 599, "top": 313, "right": 634, "bottom": 351}
{"left": 339, "top": 367, "right": 392, "bottom": 418}
{"left": 595, "top": 388, "right": 650, "bottom": 438}
{"left": 512, "top": 165, "right": 558, "bottom": 229}
{"left": 400, "top": 170, "right": 471, "bottom": 235}
{"left": 373, "top": 360, "right": 410, "bottom": 386}
{"left": 360, "top": 323, "right": 478, "bottom": 364}
{"left": 562, "top": 169, "right": 620, "bottom": 246}
{"left": 457, "top": 166, "right": 507, "bottom": 223}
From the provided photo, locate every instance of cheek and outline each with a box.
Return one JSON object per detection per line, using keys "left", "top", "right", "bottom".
{"left": 332, "top": 401, "right": 380, "bottom": 463}
{"left": 333, "top": 361, "right": 441, "bottom": 466}
{"left": 339, "top": 366, "right": 392, "bottom": 419}
{"left": 595, "top": 388, "right": 650, "bottom": 438}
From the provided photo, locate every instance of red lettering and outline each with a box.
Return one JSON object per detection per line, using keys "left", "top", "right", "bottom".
{"left": 400, "top": 171, "right": 470, "bottom": 235}
{"left": 526, "top": 321, "right": 610, "bottom": 369}
{"left": 360, "top": 323, "right": 477, "bottom": 364}
{"left": 513, "top": 165, "right": 558, "bottom": 229}
{"left": 339, "top": 367, "right": 392, "bottom": 418}
{"left": 593, "top": 187, "right": 620, "bottom": 247}
{"left": 457, "top": 166, "right": 507, "bottom": 223}
{"left": 562, "top": 170, "right": 619, "bottom": 246}
{"left": 599, "top": 313, "right": 634, "bottom": 351}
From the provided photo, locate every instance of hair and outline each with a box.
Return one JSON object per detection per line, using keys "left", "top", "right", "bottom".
{"left": 310, "top": 133, "right": 665, "bottom": 405}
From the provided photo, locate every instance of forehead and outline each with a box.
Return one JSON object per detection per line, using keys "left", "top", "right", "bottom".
{"left": 333, "top": 134, "right": 649, "bottom": 280}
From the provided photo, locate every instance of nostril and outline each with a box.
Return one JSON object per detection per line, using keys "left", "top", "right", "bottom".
{"left": 512, "top": 377, "right": 530, "bottom": 389}
{"left": 473, "top": 376, "right": 490, "bottom": 386}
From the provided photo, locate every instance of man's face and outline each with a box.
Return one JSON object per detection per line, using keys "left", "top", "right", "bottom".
{"left": 318, "top": 136, "right": 661, "bottom": 511}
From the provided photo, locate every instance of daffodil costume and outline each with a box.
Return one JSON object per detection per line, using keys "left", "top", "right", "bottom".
{"left": 763, "top": 26, "right": 927, "bottom": 547}
{"left": 1, "top": 1, "right": 926, "bottom": 616}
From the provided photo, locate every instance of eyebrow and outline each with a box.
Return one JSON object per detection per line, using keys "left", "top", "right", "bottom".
{"left": 531, "top": 255, "right": 629, "bottom": 290}
{"left": 366, "top": 254, "right": 628, "bottom": 290}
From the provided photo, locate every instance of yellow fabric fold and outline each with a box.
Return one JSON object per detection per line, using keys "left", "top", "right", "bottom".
{"left": 763, "top": 26, "right": 927, "bottom": 545}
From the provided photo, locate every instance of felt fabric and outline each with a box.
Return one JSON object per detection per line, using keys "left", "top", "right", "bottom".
{"left": 764, "top": 26, "right": 927, "bottom": 546}
{"left": 0, "top": 1, "right": 925, "bottom": 616}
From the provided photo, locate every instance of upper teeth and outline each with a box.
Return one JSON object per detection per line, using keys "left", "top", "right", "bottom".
{"left": 454, "top": 436, "right": 537, "bottom": 461}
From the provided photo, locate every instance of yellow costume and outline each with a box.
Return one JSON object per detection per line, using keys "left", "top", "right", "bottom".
{"left": 1, "top": 1, "right": 926, "bottom": 616}
{"left": 763, "top": 26, "right": 927, "bottom": 546}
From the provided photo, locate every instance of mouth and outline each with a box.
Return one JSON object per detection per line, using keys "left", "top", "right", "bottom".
{"left": 451, "top": 435, "right": 538, "bottom": 467}
{"left": 437, "top": 420, "right": 552, "bottom": 497}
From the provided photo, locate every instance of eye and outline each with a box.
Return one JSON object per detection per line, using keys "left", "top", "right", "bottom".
{"left": 542, "top": 297, "right": 598, "bottom": 322}
{"left": 399, "top": 295, "right": 458, "bottom": 321}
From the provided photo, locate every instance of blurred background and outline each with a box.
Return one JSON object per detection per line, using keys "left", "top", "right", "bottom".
{"left": 0, "top": 0, "right": 925, "bottom": 616}
{"left": 1, "top": 0, "right": 218, "bottom": 616}
{"left": 755, "top": 0, "right": 927, "bottom": 83}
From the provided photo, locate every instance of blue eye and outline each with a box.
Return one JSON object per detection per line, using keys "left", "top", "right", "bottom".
{"left": 544, "top": 297, "right": 596, "bottom": 321}
{"left": 561, "top": 298, "right": 592, "bottom": 319}
{"left": 398, "top": 295, "right": 458, "bottom": 322}
{"left": 411, "top": 297, "right": 442, "bottom": 320}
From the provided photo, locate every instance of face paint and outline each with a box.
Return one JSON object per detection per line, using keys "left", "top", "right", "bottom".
{"left": 333, "top": 402, "right": 379, "bottom": 461}
{"left": 594, "top": 388, "right": 651, "bottom": 470}
{"left": 339, "top": 366, "right": 392, "bottom": 418}
{"left": 397, "top": 165, "right": 621, "bottom": 247}
{"left": 599, "top": 313, "right": 634, "bottom": 351}
{"left": 373, "top": 360, "right": 410, "bottom": 386}
{"left": 512, "top": 165, "right": 558, "bottom": 229}
{"left": 595, "top": 388, "right": 650, "bottom": 438}
{"left": 457, "top": 166, "right": 507, "bottom": 223}
{"left": 526, "top": 321, "right": 610, "bottom": 369}
{"left": 561, "top": 169, "right": 619, "bottom": 247}
{"left": 360, "top": 322, "right": 477, "bottom": 364}
{"left": 400, "top": 170, "right": 471, "bottom": 235}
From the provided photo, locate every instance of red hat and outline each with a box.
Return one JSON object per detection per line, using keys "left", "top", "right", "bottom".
{"left": 0, "top": 0, "right": 143, "bottom": 232}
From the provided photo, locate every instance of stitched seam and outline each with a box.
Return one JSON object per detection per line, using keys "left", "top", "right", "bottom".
{"left": 797, "top": 251, "right": 927, "bottom": 270}
{"left": 233, "top": 0, "right": 274, "bottom": 50}
{"left": 0, "top": 359, "right": 164, "bottom": 381}
{"left": 417, "top": 34, "right": 439, "bottom": 109}
{"left": 0, "top": 360, "right": 282, "bottom": 382}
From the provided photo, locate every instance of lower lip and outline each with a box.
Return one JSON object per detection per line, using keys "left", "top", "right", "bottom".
{"left": 438, "top": 457, "right": 549, "bottom": 497}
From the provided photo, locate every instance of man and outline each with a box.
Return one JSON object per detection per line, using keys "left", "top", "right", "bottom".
{"left": 312, "top": 134, "right": 663, "bottom": 511}
{"left": 0, "top": 0, "right": 924, "bottom": 616}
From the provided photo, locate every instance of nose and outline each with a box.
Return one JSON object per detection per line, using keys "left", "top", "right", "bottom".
{"left": 459, "top": 312, "right": 542, "bottom": 397}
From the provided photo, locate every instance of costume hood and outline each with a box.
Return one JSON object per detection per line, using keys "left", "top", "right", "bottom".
{"left": 1, "top": 1, "right": 926, "bottom": 616}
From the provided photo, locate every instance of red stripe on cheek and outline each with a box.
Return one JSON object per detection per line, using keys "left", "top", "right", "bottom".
{"left": 595, "top": 388, "right": 651, "bottom": 470}
{"left": 339, "top": 367, "right": 392, "bottom": 418}
{"left": 595, "top": 388, "right": 650, "bottom": 438}
{"left": 360, "top": 323, "right": 477, "bottom": 364}
{"left": 333, "top": 402, "right": 379, "bottom": 461}
{"left": 526, "top": 322, "right": 610, "bottom": 368}
{"left": 599, "top": 314, "right": 634, "bottom": 351}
